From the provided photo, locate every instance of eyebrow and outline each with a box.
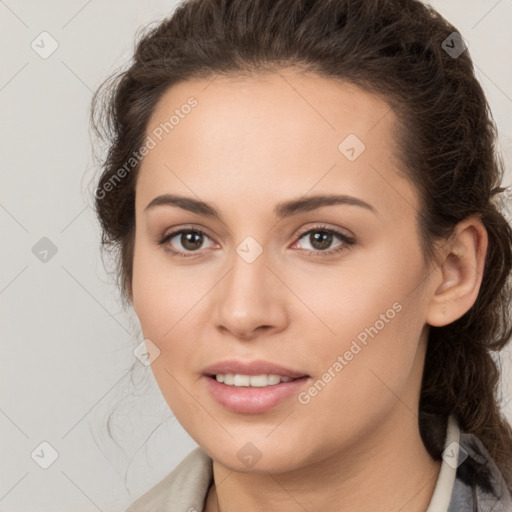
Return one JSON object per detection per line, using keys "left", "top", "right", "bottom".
{"left": 144, "top": 193, "right": 377, "bottom": 219}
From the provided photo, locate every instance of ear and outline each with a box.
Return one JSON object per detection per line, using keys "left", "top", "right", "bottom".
{"left": 426, "top": 216, "right": 488, "bottom": 327}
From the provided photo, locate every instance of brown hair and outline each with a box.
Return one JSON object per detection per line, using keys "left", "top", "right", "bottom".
{"left": 91, "top": 0, "right": 512, "bottom": 492}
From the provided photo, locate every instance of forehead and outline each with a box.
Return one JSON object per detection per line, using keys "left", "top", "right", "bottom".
{"left": 136, "top": 69, "right": 418, "bottom": 224}
{"left": 145, "top": 69, "right": 393, "bottom": 155}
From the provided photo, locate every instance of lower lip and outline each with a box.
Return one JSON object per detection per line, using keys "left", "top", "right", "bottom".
{"left": 203, "top": 376, "right": 310, "bottom": 414}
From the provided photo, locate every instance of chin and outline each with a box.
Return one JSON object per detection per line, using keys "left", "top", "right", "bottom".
{"left": 198, "top": 435, "right": 316, "bottom": 475}
{"left": 213, "top": 451, "right": 301, "bottom": 474}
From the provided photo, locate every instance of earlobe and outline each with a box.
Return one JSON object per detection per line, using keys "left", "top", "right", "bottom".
{"left": 426, "top": 217, "right": 488, "bottom": 327}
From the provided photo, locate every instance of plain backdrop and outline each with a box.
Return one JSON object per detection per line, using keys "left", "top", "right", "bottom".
{"left": 1, "top": 1, "right": 511, "bottom": 511}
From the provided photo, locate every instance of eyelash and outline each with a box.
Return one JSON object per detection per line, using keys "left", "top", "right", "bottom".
{"left": 158, "top": 224, "right": 355, "bottom": 259}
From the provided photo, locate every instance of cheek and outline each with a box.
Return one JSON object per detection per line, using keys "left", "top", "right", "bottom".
{"left": 292, "top": 302, "right": 424, "bottom": 461}
{"left": 288, "top": 240, "right": 422, "bottom": 348}
{"left": 131, "top": 242, "right": 212, "bottom": 389}
{"left": 131, "top": 247, "right": 203, "bottom": 418}
{"left": 132, "top": 238, "right": 194, "bottom": 337}
{"left": 292, "top": 245, "right": 426, "bottom": 408}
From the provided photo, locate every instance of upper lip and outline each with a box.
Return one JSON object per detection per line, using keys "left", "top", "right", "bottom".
{"left": 202, "top": 359, "right": 309, "bottom": 379}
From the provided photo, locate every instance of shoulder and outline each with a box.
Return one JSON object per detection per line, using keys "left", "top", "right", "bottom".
{"left": 449, "top": 421, "right": 512, "bottom": 511}
{"left": 125, "top": 447, "right": 213, "bottom": 512}
{"left": 427, "top": 415, "right": 512, "bottom": 512}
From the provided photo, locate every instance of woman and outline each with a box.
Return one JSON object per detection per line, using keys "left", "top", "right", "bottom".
{"left": 91, "top": 0, "right": 512, "bottom": 510}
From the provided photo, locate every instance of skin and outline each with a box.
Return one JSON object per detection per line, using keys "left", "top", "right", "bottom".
{"left": 131, "top": 68, "right": 488, "bottom": 512}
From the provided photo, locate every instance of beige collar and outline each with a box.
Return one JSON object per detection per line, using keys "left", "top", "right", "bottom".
{"left": 426, "top": 414, "right": 460, "bottom": 512}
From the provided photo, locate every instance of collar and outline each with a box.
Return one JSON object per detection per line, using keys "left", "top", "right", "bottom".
{"left": 126, "top": 414, "right": 512, "bottom": 512}
{"left": 427, "top": 414, "right": 460, "bottom": 511}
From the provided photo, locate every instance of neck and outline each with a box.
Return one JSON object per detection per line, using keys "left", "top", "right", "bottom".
{"left": 205, "top": 407, "right": 441, "bottom": 512}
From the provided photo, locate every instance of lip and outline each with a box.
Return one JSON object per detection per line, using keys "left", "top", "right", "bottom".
{"left": 201, "top": 359, "right": 310, "bottom": 414}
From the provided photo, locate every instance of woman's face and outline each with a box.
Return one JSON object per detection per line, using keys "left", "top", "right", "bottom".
{"left": 132, "top": 69, "right": 436, "bottom": 473}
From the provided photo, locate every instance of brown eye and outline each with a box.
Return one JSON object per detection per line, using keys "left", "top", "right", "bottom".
{"left": 293, "top": 225, "right": 356, "bottom": 258}
{"left": 307, "top": 230, "right": 334, "bottom": 251}
{"left": 179, "top": 231, "right": 204, "bottom": 251}
{"left": 159, "top": 228, "right": 216, "bottom": 257}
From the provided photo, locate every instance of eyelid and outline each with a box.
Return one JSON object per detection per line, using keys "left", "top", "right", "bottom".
{"left": 160, "top": 223, "right": 215, "bottom": 241}
{"left": 293, "top": 223, "right": 355, "bottom": 242}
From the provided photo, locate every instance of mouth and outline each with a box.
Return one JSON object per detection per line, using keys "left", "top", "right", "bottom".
{"left": 202, "top": 359, "right": 309, "bottom": 380}
{"left": 201, "top": 360, "right": 311, "bottom": 414}
{"left": 207, "top": 373, "right": 304, "bottom": 387}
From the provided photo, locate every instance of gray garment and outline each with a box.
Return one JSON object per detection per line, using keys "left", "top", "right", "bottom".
{"left": 126, "top": 415, "right": 512, "bottom": 511}
{"left": 446, "top": 422, "right": 512, "bottom": 511}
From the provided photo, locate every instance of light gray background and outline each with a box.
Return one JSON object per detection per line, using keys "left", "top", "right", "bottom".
{"left": 1, "top": 1, "right": 511, "bottom": 511}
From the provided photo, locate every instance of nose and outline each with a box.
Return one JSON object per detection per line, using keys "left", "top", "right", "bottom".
{"left": 211, "top": 248, "right": 289, "bottom": 341}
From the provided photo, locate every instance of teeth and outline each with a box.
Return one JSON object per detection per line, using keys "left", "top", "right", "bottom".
{"left": 234, "top": 374, "right": 250, "bottom": 386}
{"left": 215, "top": 374, "right": 294, "bottom": 387}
